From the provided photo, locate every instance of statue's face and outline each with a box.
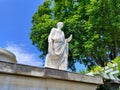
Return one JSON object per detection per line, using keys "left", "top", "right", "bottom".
{"left": 57, "top": 22, "right": 63, "bottom": 29}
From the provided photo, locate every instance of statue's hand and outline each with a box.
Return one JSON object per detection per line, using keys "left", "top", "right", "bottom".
{"left": 67, "top": 34, "right": 72, "bottom": 42}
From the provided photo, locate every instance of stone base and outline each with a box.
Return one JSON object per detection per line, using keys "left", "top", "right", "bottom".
{"left": 0, "top": 61, "right": 103, "bottom": 90}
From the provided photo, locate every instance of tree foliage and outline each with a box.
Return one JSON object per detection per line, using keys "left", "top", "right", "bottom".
{"left": 30, "top": 0, "right": 120, "bottom": 71}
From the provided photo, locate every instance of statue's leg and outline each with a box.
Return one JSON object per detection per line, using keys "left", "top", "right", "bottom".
{"left": 59, "top": 56, "right": 67, "bottom": 71}
{"left": 63, "top": 55, "right": 68, "bottom": 70}
{"left": 45, "top": 54, "right": 58, "bottom": 69}
{"left": 44, "top": 54, "right": 48, "bottom": 67}
{"left": 45, "top": 54, "right": 52, "bottom": 68}
{"left": 63, "top": 43, "right": 68, "bottom": 71}
{"left": 59, "top": 43, "right": 68, "bottom": 71}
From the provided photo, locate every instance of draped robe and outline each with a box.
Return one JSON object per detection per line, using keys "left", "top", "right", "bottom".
{"left": 45, "top": 28, "right": 68, "bottom": 70}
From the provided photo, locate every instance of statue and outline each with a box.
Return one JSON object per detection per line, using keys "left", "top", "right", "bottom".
{"left": 45, "top": 22, "right": 72, "bottom": 70}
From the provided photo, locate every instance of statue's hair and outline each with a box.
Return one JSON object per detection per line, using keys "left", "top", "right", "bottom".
{"left": 57, "top": 22, "right": 63, "bottom": 27}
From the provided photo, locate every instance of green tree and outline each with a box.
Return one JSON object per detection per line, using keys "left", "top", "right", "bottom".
{"left": 30, "top": 0, "right": 120, "bottom": 71}
{"left": 85, "top": 0, "right": 120, "bottom": 67}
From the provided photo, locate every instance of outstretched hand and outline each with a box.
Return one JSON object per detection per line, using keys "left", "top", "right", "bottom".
{"left": 67, "top": 34, "right": 72, "bottom": 42}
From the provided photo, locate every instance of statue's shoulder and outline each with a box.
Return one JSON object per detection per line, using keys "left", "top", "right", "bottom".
{"left": 51, "top": 28, "right": 57, "bottom": 32}
{"left": 51, "top": 27, "right": 57, "bottom": 30}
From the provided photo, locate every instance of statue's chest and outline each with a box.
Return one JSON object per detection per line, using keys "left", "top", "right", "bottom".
{"left": 54, "top": 30, "right": 64, "bottom": 39}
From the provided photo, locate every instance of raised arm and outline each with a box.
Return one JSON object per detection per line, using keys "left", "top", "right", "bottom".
{"left": 66, "top": 34, "right": 72, "bottom": 43}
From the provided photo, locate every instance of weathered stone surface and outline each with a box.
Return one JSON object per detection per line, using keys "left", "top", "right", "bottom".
{"left": 0, "top": 61, "right": 103, "bottom": 90}
{"left": 68, "top": 72, "right": 103, "bottom": 84}
{"left": 0, "top": 61, "right": 44, "bottom": 77}
{"left": 45, "top": 22, "right": 72, "bottom": 70}
{"left": 44, "top": 67, "right": 68, "bottom": 79}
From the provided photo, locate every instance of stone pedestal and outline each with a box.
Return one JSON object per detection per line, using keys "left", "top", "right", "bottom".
{"left": 0, "top": 61, "right": 103, "bottom": 90}
{"left": 0, "top": 48, "right": 17, "bottom": 63}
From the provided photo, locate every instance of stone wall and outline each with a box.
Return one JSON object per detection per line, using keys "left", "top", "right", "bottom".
{"left": 0, "top": 61, "right": 103, "bottom": 90}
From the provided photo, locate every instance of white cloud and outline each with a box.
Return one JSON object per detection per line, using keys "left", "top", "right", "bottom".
{"left": 4, "top": 43, "right": 43, "bottom": 67}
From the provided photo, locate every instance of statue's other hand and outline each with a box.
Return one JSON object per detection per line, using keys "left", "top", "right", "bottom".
{"left": 67, "top": 34, "right": 72, "bottom": 42}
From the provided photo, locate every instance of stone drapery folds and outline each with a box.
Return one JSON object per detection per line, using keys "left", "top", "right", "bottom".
{"left": 45, "top": 22, "right": 72, "bottom": 70}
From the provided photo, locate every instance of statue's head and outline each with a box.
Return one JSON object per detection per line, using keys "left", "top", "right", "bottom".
{"left": 57, "top": 22, "right": 63, "bottom": 29}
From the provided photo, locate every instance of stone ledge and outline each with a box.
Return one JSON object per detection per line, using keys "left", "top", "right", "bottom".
{"left": 0, "top": 61, "right": 103, "bottom": 85}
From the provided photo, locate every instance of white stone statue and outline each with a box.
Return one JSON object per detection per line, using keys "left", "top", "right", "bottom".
{"left": 45, "top": 22, "right": 72, "bottom": 70}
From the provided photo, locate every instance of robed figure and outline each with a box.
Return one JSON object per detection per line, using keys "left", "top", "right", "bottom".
{"left": 45, "top": 22, "right": 72, "bottom": 70}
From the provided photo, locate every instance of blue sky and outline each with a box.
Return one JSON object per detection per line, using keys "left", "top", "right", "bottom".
{"left": 0, "top": 0, "right": 85, "bottom": 72}
{"left": 0, "top": 0, "right": 44, "bottom": 66}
